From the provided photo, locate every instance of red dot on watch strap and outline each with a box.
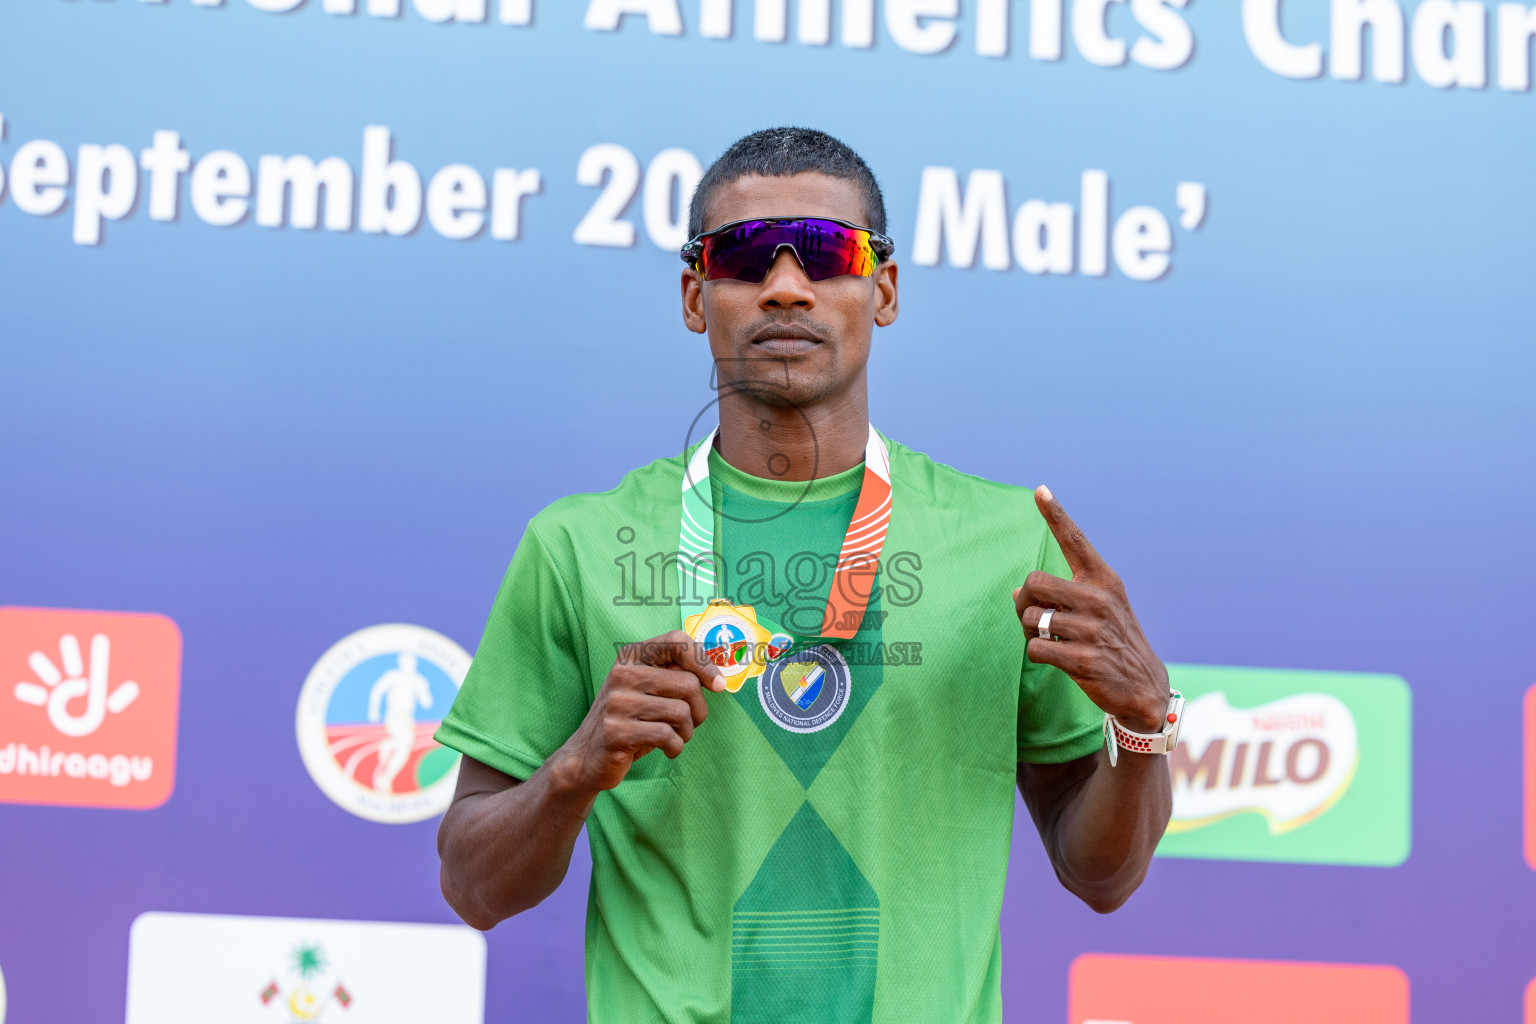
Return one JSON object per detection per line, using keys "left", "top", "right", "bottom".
{"left": 1168, "top": 713, "right": 1178, "bottom": 723}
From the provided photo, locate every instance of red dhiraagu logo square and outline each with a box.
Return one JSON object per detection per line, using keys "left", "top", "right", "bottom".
{"left": 1526, "top": 684, "right": 1536, "bottom": 871}
{"left": 0, "top": 606, "right": 181, "bottom": 809}
{"left": 1069, "top": 954, "right": 1409, "bottom": 1024}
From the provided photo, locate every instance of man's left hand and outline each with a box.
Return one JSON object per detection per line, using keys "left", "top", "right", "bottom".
{"left": 1013, "top": 486, "right": 1171, "bottom": 735}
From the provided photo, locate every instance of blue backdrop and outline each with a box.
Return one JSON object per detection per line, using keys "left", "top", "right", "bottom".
{"left": 2, "top": 0, "right": 1533, "bottom": 1020}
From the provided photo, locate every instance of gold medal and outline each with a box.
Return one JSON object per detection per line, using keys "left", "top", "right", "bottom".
{"left": 683, "top": 599, "right": 774, "bottom": 693}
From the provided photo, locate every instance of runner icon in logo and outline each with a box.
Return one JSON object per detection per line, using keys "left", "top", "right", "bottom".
{"left": 368, "top": 653, "right": 434, "bottom": 794}
{"left": 703, "top": 622, "right": 750, "bottom": 669}
{"left": 296, "top": 624, "right": 469, "bottom": 824}
{"left": 758, "top": 645, "right": 851, "bottom": 734}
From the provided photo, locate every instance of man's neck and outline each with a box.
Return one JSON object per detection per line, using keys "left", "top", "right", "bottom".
{"left": 714, "top": 382, "right": 870, "bottom": 483}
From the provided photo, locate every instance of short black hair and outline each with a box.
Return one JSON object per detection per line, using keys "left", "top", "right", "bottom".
{"left": 687, "top": 127, "right": 887, "bottom": 239}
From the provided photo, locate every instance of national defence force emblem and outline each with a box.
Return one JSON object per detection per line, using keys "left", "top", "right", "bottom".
{"left": 759, "top": 644, "right": 852, "bottom": 734}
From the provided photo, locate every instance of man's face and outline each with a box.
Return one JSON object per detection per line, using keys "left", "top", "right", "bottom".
{"left": 681, "top": 172, "right": 899, "bottom": 409}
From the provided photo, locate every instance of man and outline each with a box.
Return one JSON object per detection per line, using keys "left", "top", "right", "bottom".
{"left": 435, "top": 128, "right": 1175, "bottom": 1023}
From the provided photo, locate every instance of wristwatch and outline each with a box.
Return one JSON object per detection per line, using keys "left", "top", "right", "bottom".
{"left": 1103, "top": 689, "right": 1184, "bottom": 767}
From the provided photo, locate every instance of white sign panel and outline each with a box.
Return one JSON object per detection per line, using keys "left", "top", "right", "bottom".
{"left": 126, "top": 912, "right": 485, "bottom": 1024}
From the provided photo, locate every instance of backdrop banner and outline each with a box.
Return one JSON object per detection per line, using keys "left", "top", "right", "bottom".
{"left": 1, "top": 1, "right": 1533, "bottom": 1021}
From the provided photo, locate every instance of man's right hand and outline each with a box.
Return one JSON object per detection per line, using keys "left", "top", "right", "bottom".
{"left": 439, "top": 629, "right": 724, "bottom": 928}
{"left": 553, "top": 630, "right": 725, "bottom": 794}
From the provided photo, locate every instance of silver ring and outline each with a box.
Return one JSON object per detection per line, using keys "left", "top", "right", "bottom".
{"left": 1037, "top": 608, "right": 1054, "bottom": 640}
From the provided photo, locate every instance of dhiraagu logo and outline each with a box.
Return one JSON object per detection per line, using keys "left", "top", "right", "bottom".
{"left": 1156, "top": 664, "right": 1411, "bottom": 867}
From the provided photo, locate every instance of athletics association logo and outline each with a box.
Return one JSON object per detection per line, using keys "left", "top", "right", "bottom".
{"left": 0, "top": 606, "right": 182, "bottom": 810}
{"left": 296, "top": 624, "right": 469, "bottom": 824}
{"left": 685, "top": 600, "right": 774, "bottom": 693}
{"left": 759, "top": 645, "right": 850, "bottom": 734}
{"left": 126, "top": 912, "right": 486, "bottom": 1024}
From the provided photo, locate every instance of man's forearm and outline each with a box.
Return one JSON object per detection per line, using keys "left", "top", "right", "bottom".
{"left": 438, "top": 632, "right": 722, "bottom": 930}
{"left": 1024, "top": 749, "right": 1172, "bottom": 914}
{"left": 437, "top": 750, "right": 598, "bottom": 930}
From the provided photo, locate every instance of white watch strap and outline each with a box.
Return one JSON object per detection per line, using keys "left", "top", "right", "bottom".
{"left": 1103, "top": 690, "right": 1184, "bottom": 767}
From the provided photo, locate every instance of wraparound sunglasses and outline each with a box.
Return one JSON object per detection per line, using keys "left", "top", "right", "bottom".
{"left": 680, "top": 217, "right": 895, "bottom": 283}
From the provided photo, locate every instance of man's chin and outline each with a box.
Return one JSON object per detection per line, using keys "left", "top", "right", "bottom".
{"left": 724, "top": 375, "right": 838, "bottom": 409}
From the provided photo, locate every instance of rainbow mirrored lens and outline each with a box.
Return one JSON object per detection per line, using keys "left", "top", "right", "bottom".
{"left": 690, "top": 218, "right": 885, "bottom": 283}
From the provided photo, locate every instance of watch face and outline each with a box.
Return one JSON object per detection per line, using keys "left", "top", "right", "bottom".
{"left": 1166, "top": 692, "right": 1186, "bottom": 750}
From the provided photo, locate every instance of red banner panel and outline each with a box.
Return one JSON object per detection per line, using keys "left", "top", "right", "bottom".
{"left": 1069, "top": 953, "right": 1409, "bottom": 1024}
{"left": 1526, "top": 685, "right": 1536, "bottom": 871}
{"left": 0, "top": 607, "right": 181, "bottom": 810}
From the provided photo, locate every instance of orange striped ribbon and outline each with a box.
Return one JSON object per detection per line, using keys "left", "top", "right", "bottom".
{"left": 679, "top": 423, "right": 893, "bottom": 640}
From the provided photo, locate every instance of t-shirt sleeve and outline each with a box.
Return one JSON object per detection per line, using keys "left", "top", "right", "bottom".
{"left": 1016, "top": 528, "right": 1106, "bottom": 764}
{"left": 435, "top": 522, "right": 592, "bottom": 780}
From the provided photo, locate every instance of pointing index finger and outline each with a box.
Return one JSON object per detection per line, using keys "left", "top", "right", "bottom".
{"left": 1034, "top": 485, "right": 1108, "bottom": 579}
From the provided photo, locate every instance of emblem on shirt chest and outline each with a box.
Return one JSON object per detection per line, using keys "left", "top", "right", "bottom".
{"left": 682, "top": 600, "right": 794, "bottom": 694}
{"left": 759, "top": 645, "right": 852, "bottom": 734}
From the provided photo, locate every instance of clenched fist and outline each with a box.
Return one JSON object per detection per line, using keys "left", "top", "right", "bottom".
{"left": 557, "top": 630, "right": 726, "bottom": 793}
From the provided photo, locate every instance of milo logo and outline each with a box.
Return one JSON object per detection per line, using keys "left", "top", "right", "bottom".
{"left": 1169, "top": 692, "right": 1358, "bottom": 835}
{"left": 1155, "top": 665, "right": 1411, "bottom": 867}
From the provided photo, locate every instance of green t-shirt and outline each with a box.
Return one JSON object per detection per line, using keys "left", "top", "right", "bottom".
{"left": 436, "top": 435, "right": 1103, "bottom": 1024}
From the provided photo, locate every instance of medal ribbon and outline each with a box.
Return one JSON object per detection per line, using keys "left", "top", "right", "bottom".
{"left": 678, "top": 424, "right": 892, "bottom": 640}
